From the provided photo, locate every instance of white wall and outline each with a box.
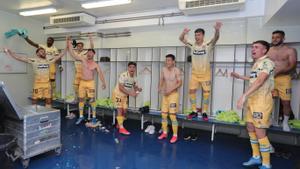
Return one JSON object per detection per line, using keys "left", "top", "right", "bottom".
{"left": 54, "top": 16, "right": 300, "bottom": 118}
{"left": 0, "top": 10, "right": 45, "bottom": 106}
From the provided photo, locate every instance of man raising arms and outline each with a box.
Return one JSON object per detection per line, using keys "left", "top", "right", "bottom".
{"left": 179, "top": 22, "right": 222, "bottom": 121}
{"left": 68, "top": 38, "right": 106, "bottom": 125}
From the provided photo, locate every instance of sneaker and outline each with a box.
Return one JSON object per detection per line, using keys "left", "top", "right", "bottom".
{"left": 76, "top": 117, "right": 85, "bottom": 125}
{"left": 202, "top": 113, "right": 209, "bottom": 121}
{"left": 187, "top": 112, "right": 198, "bottom": 120}
{"left": 158, "top": 133, "right": 167, "bottom": 140}
{"left": 183, "top": 134, "right": 191, "bottom": 141}
{"left": 170, "top": 135, "right": 178, "bottom": 143}
{"left": 242, "top": 157, "right": 262, "bottom": 167}
{"left": 148, "top": 126, "right": 155, "bottom": 135}
{"left": 259, "top": 165, "right": 272, "bottom": 169}
{"left": 145, "top": 125, "right": 152, "bottom": 133}
{"left": 119, "top": 127, "right": 130, "bottom": 135}
{"left": 191, "top": 133, "right": 198, "bottom": 141}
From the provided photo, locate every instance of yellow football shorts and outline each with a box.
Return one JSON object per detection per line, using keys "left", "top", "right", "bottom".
{"left": 112, "top": 91, "right": 128, "bottom": 109}
{"left": 161, "top": 92, "right": 179, "bottom": 114}
{"left": 246, "top": 96, "right": 273, "bottom": 128}
{"left": 189, "top": 73, "right": 211, "bottom": 91}
{"left": 272, "top": 75, "right": 291, "bottom": 101}
{"left": 32, "top": 82, "right": 51, "bottom": 99}
{"left": 78, "top": 80, "right": 95, "bottom": 98}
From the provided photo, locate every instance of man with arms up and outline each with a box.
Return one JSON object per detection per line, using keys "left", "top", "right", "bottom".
{"left": 68, "top": 39, "right": 106, "bottom": 126}
{"left": 21, "top": 35, "right": 59, "bottom": 99}
{"left": 158, "top": 54, "right": 182, "bottom": 143}
{"left": 72, "top": 34, "right": 94, "bottom": 101}
{"left": 179, "top": 22, "right": 222, "bottom": 121}
{"left": 268, "top": 30, "right": 297, "bottom": 131}
{"left": 236, "top": 40, "right": 274, "bottom": 169}
{"left": 4, "top": 38, "right": 67, "bottom": 107}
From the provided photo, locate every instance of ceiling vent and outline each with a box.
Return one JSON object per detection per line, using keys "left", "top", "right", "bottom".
{"left": 178, "top": 0, "right": 246, "bottom": 15}
{"left": 50, "top": 13, "right": 95, "bottom": 27}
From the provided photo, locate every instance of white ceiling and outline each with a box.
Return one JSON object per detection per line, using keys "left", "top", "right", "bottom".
{"left": 265, "top": 0, "right": 300, "bottom": 26}
{"left": 0, "top": 0, "right": 178, "bottom": 22}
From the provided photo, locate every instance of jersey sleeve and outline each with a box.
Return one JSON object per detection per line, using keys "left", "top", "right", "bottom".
{"left": 186, "top": 39, "right": 194, "bottom": 49}
{"left": 259, "top": 60, "right": 275, "bottom": 75}
{"left": 27, "top": 57, "right": 36, "bottom": 64}
{"left": 118, "top": 73, "right": 126, "bottom": 84}
{"left": 38, "top": 44, "right": 46, "bottom": 49}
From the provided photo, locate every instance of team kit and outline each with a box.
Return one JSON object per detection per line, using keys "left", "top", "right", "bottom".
{"left": 4, "top": 22, "right": 298, "bottom": 169}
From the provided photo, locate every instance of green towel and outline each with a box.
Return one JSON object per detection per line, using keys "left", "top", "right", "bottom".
{"left": 4, "top": 28, "right": 28, "bottom": 39}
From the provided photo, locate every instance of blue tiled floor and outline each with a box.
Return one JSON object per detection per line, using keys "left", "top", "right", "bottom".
{"left": 12, "top": 118, "right": 300, "bottom": 169}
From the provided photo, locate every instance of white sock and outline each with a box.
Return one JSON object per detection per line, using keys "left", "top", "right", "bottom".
{"left": 283, "top": 115, "right": 289, "bottom": 124}
{"left": 283, "top": 115, "right": 291, "bottom": 131}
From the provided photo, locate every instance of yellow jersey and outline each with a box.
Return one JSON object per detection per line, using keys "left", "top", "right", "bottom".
{"left": 248, "top": 55, "right": 275, "bottom": 99}
{"left": 74, "top": 50, "right": 87, "bottom": 73}
{"left": 114, "top": 71, "right": 137, "bottom": 97}
{"left": 186, "top": 41, "right": 214, "bottom": 75}
{"left": 38, "top": 44, "right": 59, "bottom": 60}
{"left": 28, "top": 58, "right": 55, "bottom": 83}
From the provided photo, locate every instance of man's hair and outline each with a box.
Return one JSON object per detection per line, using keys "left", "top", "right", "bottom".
{"left": 47, "top": 37, "right": 54, "bottom": 41}
{"left": 253, "top": 40, "right": 270, "bottom": 54}
{"left": 128, "top": 62, "right": 137, "bottom": 67}
{"left": 77, "top": 42, "right": 84, "bottom": 46}
{"left": 36, "top": 47, "right": 45, "bottom": 54}
{"left": 87, "top": 48, "right": 95, "bottom": 54}
{"left": 272, "top": 30, "right": 285, "bottom": 37}
{"left": 166, "top": 54, "right": 175, "bottom": 60}
{"left": 195, "top": 28, "right": 205, "bottom": 35}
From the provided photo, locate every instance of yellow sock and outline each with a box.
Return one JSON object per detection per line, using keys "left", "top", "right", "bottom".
{"left": 73, "top": 84, "right": 79, "bottom": 98}
{"left": 202, "top": 91, "right": 210, "bottom": 113}
{"left": 51, "top": 81, "right": 56, "bottom": 96}
{"left": 189, "top": 93, "right": 197, "bottom": 112}
{"left": 170, "top": 114, "right": 178, "bottom": 136}
{"left": 258, "top": 137, "right": 271, "bottom": 167}
{"left": 117, "top": 115, "right": 124, "bottom": 127}
{"left": 248, "top": 132, "right": 260, "bottom": 157}
{"left": 90, "top": 101, "right": 96, "bottom": 118}
{"left": 161, "top": 113, "right": 168, "bottom": 134}
{"left": 79, "top": 101, "right": 84, "bottom": 117}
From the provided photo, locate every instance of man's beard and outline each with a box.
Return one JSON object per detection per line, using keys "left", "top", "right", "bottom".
{"left": 271, "top": 40, "right": 284, "bottom": 47}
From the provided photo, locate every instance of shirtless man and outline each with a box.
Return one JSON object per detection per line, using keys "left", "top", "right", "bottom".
{"left": 72, "top": 34, "right": 94, "bottom": 101}
{"left": 267, "top": 30, "right": 297, "bottom": 131}
{"left": 158, "top": 54, "right": 182, "bottom": 143}
{"left": 68, "top": 39, "right": 106, "bottom": 125}
{"left": 21, "top": 36, "right": 60, "bottom": 99}
{"left": 112, "top": 62, "right": 142, "bottom": 135}
{"left": 4, "top": 38, "right": 67, "bottom": 107}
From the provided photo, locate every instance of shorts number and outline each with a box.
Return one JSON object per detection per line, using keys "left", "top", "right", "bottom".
{"left": 116, "top": 98, "right": 122, "bottom": 103}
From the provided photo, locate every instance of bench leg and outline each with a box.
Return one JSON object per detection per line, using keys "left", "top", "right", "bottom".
{"left": 112, "top": 110, "right": 116, "bottom": 125}
{"left": 141, "top": 114, "right": 144, "bottom": 130}
{"left": 211, "top": 124, "right": 215, "bottom": 142}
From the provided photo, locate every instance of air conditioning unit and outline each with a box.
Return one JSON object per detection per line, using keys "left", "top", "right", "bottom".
{"left": 50, "top": 13, "right": 96, "bottom": 27}
{"left": 178, "top": 0, "right": 246, "bottom": 15}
